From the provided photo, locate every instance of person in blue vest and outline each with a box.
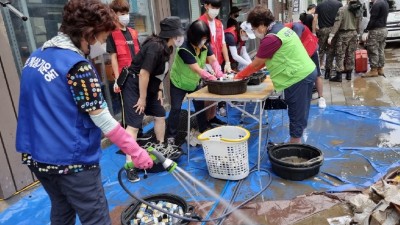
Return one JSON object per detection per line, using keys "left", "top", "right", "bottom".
{"left": 15, "top": 0, "right": 153, "bottom": 224}
{"left": 166, "top": 20, "right": 224, "bottom": 146}
{"left": 235, "top": 5, "right": 317, "bottom": 144}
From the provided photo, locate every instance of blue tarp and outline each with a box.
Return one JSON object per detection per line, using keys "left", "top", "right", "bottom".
{"left": 1, "top": 105, "right": 399, "bottom": 225}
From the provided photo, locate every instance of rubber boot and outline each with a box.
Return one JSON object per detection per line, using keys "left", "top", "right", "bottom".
{"left": 329, "top": 71, "right": 342, "bottom": 82}
{"left": 324, "top": 69, "right": 331, "bottom": 79}
{"left": 377, "top": 67, "right": 384, "bottom": 76}
{"left": 346, "top": 70, "right": 352, "bottom": 80}
{"left": 362, "top": 68, "right": 378, "bottom": 78}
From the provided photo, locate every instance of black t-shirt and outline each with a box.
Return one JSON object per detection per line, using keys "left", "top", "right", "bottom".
{"left": 366, "top": 0, "right": 389, "bottom": 31}
{"left": 130, "top": 41, "right": 170, "bottom": 75}
{"left": 225, "top": 33, "right": 236, "bottom": 47}
{"left": 227, "top": 18, "right": 237, "bottom": 28}
{"left": 300, "top": 14, "right": 314, "bottom": 31}
{"left": 106, "top": 28, "right": 138, "bottom": 57}
{"left": 315, "top": 0, "right": 343, "bottom": 28}
{"left": 129, "top": 38, "right": 172, "bottom": 93}
{"left": 178, "top": 40, "right": 213, "bottom": 64}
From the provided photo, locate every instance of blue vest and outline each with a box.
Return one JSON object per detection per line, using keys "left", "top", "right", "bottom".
{"left": 16, "top": 47, "right": 103, "bottom": 165}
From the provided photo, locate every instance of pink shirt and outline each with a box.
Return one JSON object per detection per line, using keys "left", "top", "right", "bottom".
{"left": 256, "top": 34, "right": 282, "bottom": 59}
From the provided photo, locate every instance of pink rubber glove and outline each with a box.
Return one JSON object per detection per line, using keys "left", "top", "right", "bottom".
{"left": 200, "top": 70, "right": 217, "bottom": 81}
{"left": 211, "top": 60, "right": 224, "bottom": 78}
{"left": 105, "top": 125, "right": 153, "bottom": 169}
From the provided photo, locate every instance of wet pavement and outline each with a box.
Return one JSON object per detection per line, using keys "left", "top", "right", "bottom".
{"left": 321, "top": 42, "right": 400, "bottom": 107}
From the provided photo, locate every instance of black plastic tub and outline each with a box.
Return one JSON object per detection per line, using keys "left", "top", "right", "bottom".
{"left": 121, "top": 194, "right": 198, "bottom": 225}
{"left": 247, "top": 71, "right": 267, "bottom": 85}
{"left": 268, "top": 144, "right": 324, "bottom": 181}
{"left": 206, "top": 79, "right": 248, "bottom": 95}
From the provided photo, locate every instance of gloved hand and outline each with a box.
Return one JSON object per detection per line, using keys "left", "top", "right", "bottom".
{"left": 105, "top": 125, "right": 153, "bottom": 169}
{"left": 200, "top": 70, "right": 217, "bottom": 81}
{"left": 234, "top": 63, "right": 264, "bottom": 79}
{"left": 327, "top": 37, "right": 333, "bottom": 45}
{"left": 224, "top": 61, "right": 233, "bottom": 73}
{"left": 113, "top": 81, "right": 121, "bottom": 93}
{"left": 210, "top": 60, "right": 224, "bottom": 78}
{"left": 362, "top": 32, "right": 368, "bottom": 42}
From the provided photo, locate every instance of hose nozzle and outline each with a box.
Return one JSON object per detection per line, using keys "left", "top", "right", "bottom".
{"left": 147, "top": 147, "right": 177, "bottom": 173}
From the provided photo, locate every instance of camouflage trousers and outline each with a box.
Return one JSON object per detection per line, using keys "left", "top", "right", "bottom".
{"left": 317, "top": 27, "right": 337, "bottom": 70}
{"left": 366, "top": 28, "right": 388, "bottom": 68}
{"left": 335, "top": 30, "right": 358, "bottom": 72}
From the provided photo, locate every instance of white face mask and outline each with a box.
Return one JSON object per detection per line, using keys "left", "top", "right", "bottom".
{"left": 119, "top": 14, "right": 130, "bottom": 27}
{"left": 254, "top": 30, "right": 265, "bottom": 39}
{"left": 208, "top": 8, "right": 220, "bottom": 19}
{"left": 89, "top": 38, "right": 107, "bottom": 58}
{"left": 198, "top": 39, "right": 207, "bottom": 48}
{"left": 241, "top": 35, "right": 249, "bottom": 41}
{"left": 174, "top": 36, "right": 184, "bottom": 47}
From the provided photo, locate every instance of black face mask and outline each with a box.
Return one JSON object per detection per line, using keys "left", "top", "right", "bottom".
{"left": 234, "top": 14, "right": 239, "bottom": 18}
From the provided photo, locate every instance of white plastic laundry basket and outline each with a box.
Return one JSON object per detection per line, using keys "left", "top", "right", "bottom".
{"left": 198, "top": 126, "right": 250, "bottom": 180}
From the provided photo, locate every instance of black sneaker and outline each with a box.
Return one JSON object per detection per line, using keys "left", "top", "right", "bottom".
{"left": 125, "top": 168, "right": 140, "bottom": 182}
{"left": 208, "top": 117, "right": 227, "bottom": 126}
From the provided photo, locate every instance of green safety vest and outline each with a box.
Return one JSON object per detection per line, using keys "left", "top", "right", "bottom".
{"left": 170, "top": 46, "right": 207, "bottom": 91}
{"left": 265, "top": 27, "right": 315, "bottom": 91}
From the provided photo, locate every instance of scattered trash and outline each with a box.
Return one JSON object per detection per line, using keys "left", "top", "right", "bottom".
{"left": 345, "top": 179, "right": 400, "bottom": 225}
{"left": 327, "top": 215, "right": 352, "bottom": 225}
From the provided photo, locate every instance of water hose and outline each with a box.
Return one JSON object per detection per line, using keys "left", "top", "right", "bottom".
{"left": 118, "top": 167, "right": 272, "bottom": 223}
{"left": 119, "top": 112, "right": 273, "bottom": 222}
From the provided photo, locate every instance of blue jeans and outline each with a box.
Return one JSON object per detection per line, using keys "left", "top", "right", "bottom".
{"left": 166, "top": 81, "right": 208, "bottom": 139}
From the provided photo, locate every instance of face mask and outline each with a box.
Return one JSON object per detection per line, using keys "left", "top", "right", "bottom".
{"left": 119, "top": 14, "right": 130, "bottom": 27}
{"left": 241, "top": 35, "right": 248, "bottom": 41}
{"left": 89, "top": 38, "right": 107, "bottom": 58}
{"left": 174, "top": 36, "right": 184, "bottom": 47}
{"left": 254, "top": 30, "right": 265, "bottom": 39}
{"left": 208, "top": 8, "right": 220, "bottom": 19}
{"left": 198, "top": 39, "right": 207, "bottom": 48}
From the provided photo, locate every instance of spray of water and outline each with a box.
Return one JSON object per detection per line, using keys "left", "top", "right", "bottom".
{"left": 172, "top": 172, "right": 214, "bottom": 224}
{"left": 173, "top": 166, "right": 258, "bottom": 225}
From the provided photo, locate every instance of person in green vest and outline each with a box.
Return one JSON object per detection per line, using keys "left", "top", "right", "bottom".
{"left": 235, "top": 5, "right": 317, "bottom": 144}
{"left": 166, "top": 20, "right": 224, "bottom": 146}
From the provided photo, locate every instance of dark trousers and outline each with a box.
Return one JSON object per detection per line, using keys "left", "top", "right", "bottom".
{"left": 31, "top": 167, "right": 111, "bottom": 225}
{"left": 284, "top": 69, "right": 317, "bottom": 138}
{"left": 166, "top": 81, "right": 207, "bottom": 139}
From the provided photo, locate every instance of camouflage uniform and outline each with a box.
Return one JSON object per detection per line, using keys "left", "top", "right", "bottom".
{"left": 329, "top": 2, "right": 362, "bottom": 81}
{"left": 366, "top": 28, "right": 388, "bottom": 68}
{"left": 335, "top": 30, "right": 358, "bottom": 72}
{"left": 317, "top": 27, "right": 337, "bottom": 71}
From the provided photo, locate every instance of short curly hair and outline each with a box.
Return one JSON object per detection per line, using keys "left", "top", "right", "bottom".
{"left": 60, "top": 0, "right": 117, "bottom": 48}
{"left": 247, "top": 5, "right": 275, "bottom": 28}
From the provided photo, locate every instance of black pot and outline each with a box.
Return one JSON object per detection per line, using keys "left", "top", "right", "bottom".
{"left": 268, "top": 144, "right": 324, "bottom": 181}
{"left": 121, "top": 194, "right": 199, "bottom": 225}
{"left": 247, "top": 71, "right": 267, "bottom": 85}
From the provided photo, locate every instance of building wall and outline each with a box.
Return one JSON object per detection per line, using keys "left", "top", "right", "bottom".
{"left": 0, "top": 11, "right": 35, "bottom": 199}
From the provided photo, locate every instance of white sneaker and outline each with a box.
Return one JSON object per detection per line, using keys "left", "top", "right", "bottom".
{"left": 318, "top": 97, "right": 327, "bottom": 109}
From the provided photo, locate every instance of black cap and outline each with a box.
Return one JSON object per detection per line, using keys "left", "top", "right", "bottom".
{"left": 230, "top": 6, "right": 241, "bottom": 15}
{"left": 158, "top": 16, "right": 185, "bottom": 38}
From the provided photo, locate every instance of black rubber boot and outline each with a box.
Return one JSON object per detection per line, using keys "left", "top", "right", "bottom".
{"left": 324, "top": 69, "right": 331, "bottom": 79}
{"left": 330, "top": 71, "right": 342, "bottom": 82}
{"left": 346, "top": 70, "right": 352, "bottom": 80}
